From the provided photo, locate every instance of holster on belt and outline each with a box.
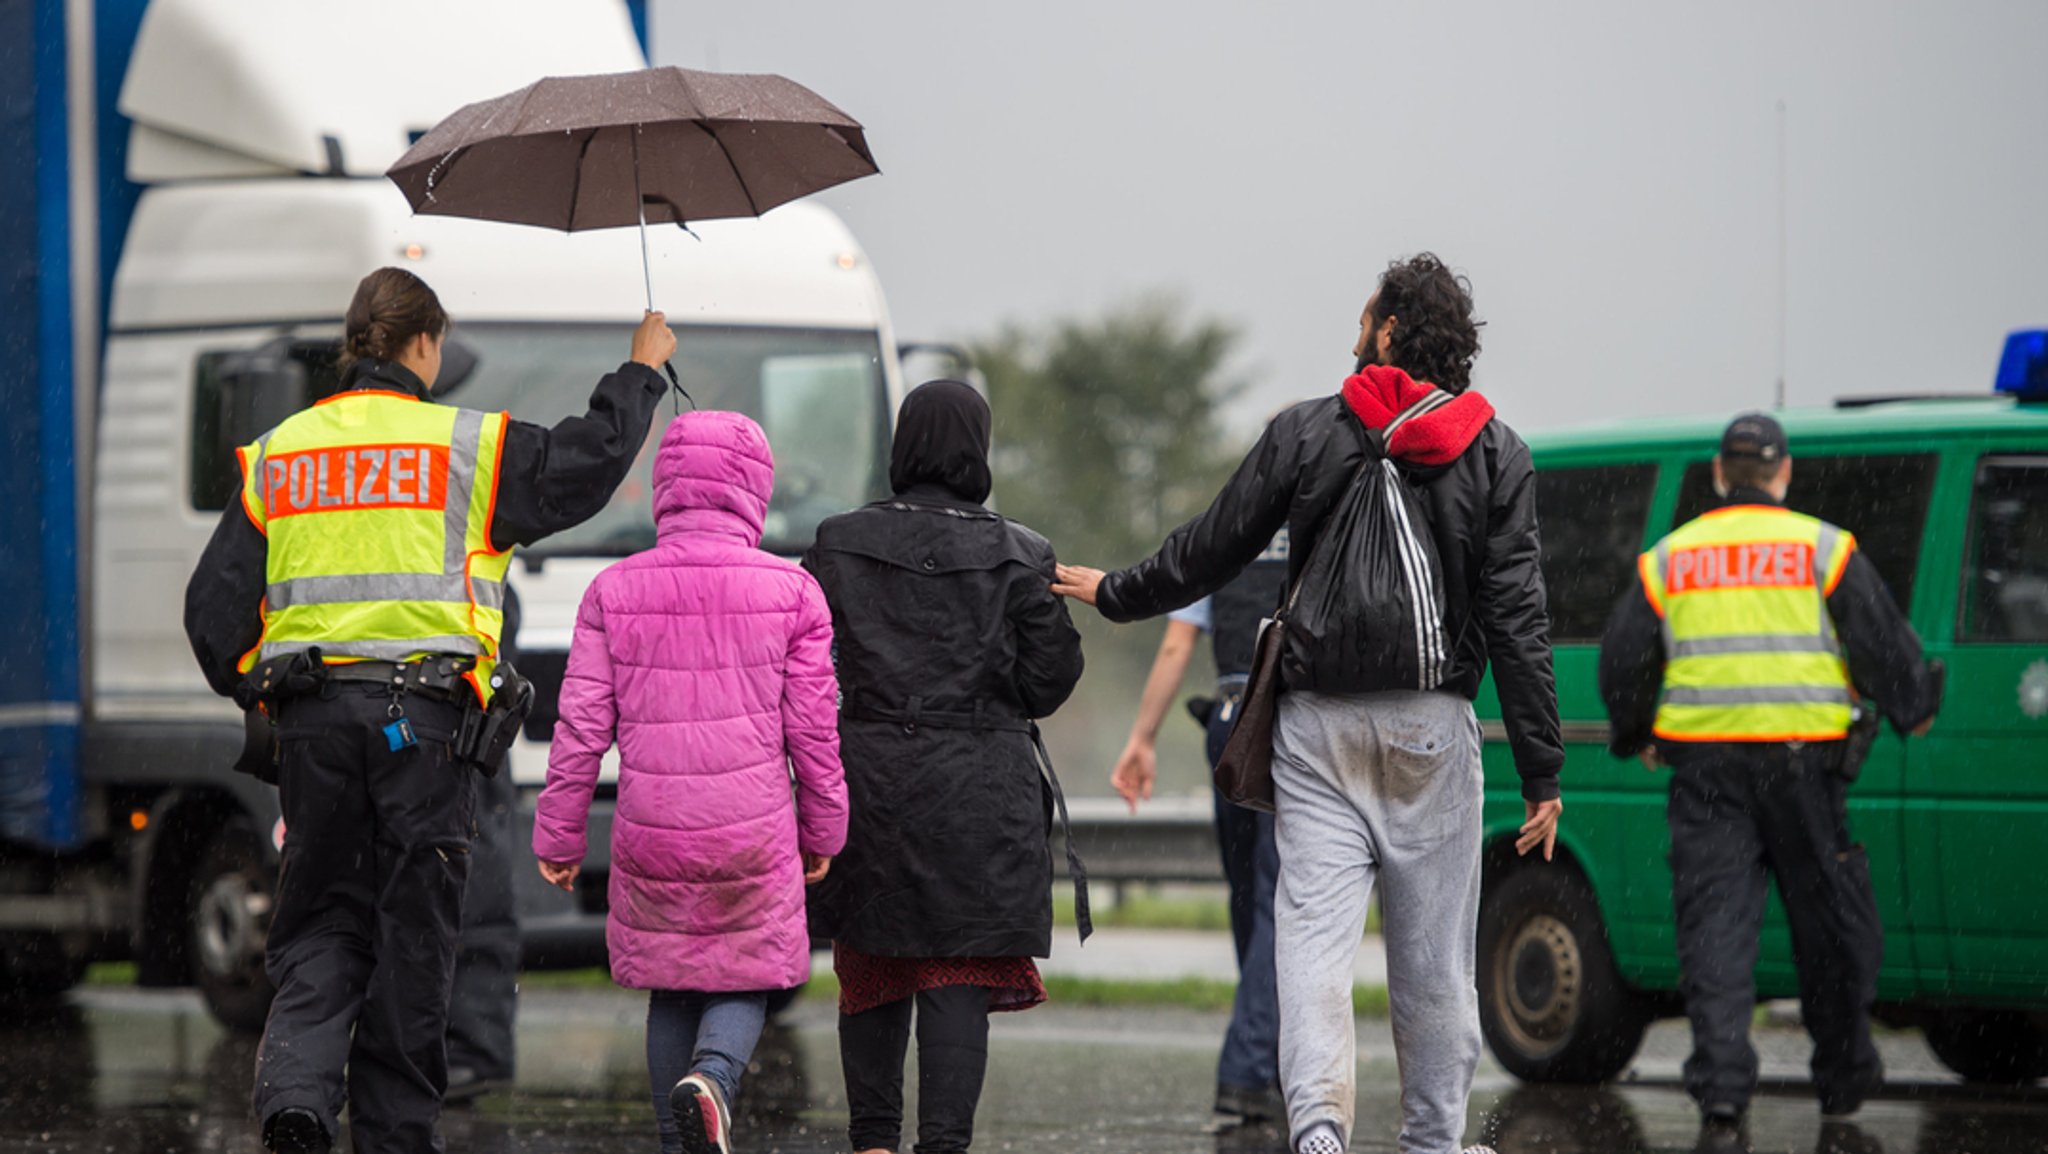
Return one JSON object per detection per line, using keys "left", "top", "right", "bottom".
{"left": 453, "top": 661, "right": 534, "bottom": 779}
{"left": 1838, "top": 700, "right": 1881, "bottom": 783}
{"left": 231, "top": 647, "right": 330, "bottom": 784}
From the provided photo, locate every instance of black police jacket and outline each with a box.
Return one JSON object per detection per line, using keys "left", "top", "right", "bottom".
{"left": 1598, "top": 486, "right": 1942, "bottom": 758}
{"left": 185, "top": 359, "right": 666, "bottom": 697}
{"left": 1097, "top": 393, "right": 1566, "bottom": 802}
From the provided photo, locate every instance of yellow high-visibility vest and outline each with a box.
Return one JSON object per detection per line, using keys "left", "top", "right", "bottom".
{"left": 1640, "top": 503, "right": 1856, "bottom": 742}
{"left": 234, "top": 388, "right": 513, "bottom": 704}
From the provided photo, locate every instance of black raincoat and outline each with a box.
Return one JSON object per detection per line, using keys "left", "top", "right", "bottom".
{"left": 802, "top": 382, "right": 1085, "bottom": 958}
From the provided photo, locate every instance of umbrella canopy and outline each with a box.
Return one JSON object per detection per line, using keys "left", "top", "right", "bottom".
{"left": 386, "top": 66, "right": 878, "bottom": 232}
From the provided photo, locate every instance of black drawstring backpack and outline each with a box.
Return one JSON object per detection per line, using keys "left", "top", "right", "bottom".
{"left": 1213, "top": 391, "right": 1455, "bottom": 811}
{"left": 1281, "top": 392, "right": 1452, "bottom": 695}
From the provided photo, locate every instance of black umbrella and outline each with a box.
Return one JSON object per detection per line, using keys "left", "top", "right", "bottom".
{"left": 387, "top": 66, "right": 879, "bottom": 309}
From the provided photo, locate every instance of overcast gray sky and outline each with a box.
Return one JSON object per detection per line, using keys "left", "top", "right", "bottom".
{"left": 653, "top": 1, "right": 2048, "bottom": 435}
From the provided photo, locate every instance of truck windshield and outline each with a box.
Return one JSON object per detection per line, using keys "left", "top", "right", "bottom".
{"left": 446, "top": 323, "right": 891, "bottom": 557}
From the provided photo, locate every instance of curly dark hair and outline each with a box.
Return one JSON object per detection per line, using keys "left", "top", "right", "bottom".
{"left": 1370, "top": 253, "right": 1483, "bottom": 394}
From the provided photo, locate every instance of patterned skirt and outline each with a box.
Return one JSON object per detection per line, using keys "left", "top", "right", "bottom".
{"left": 832, "top": 941, "right": 1047, "bottom": 1017}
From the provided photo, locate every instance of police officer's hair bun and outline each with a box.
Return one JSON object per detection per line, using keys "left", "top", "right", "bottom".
{"left": 339, "top": 267, "right": 450, "bottom": 376}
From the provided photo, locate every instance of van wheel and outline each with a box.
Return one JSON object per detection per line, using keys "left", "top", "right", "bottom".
{"left": 1478, "top": 865, "right": 1649, "bottom": 1083}
{"left": 190, "top": 818, "right": 277, "bottom": 1034}
{"left": 1924, "top": 1010, "right": 2048, "bottom": 1084}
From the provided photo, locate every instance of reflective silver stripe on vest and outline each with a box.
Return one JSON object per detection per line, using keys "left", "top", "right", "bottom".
{"left": 445, "top": 408, "right": 486, "bottom": 575}
{"left": 267, "top": 574, "right": 505, "bottom": 610}
{"left": 1813, "top": 523, "right": 1842, "bottom": 652}
{"left": 250, "top": 430, "right": 275, "bottom": 517}
{"left": 1669, "top": 635, "right": 1838, "bottom": 658}
{"left": 1654, "top": 541, "right": 1675, "bottom": 656}
{"left": 260, "top": 635, "right": 488, "bottom": 662}
{"left": 1662, "top": 684, "right": 1852, "bottom": 707}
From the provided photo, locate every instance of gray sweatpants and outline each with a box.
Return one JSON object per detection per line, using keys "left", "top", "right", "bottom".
{"left": 1273, "top": 689, "right": 1483, "bottom": 1154}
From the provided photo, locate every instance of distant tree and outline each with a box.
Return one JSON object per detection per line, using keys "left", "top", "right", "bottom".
{"left": 972, "top": 296, "right": 1245, "bottom": 568}
{"left": 966, "top": 297, "right": 1250, "bottom": 793}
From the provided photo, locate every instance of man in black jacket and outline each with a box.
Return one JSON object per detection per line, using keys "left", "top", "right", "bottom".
{"left": 1054, "top": 255, "right": 1562, "bottom": 1154}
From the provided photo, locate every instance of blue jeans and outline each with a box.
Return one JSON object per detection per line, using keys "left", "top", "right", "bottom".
{"left": 1208, "top": 699, "right": 1282, "bottom": 1093}
{"left": 647, "top": 989, "right": 768, "bottom": 1154}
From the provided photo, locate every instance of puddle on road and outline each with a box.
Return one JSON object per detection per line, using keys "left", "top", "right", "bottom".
{"left": 2, "top": 990, "right": 2044, "bottom": 1153}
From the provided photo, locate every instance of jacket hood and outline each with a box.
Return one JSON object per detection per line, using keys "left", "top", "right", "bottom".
{"left": 1340, "top": 365, "right": 1495, "bottom": 467}
{"left": 889, "top": 379, "right": 993, "bottom": 504}
{"left": 653, "top": 411, "right": 774, "bottom": 545}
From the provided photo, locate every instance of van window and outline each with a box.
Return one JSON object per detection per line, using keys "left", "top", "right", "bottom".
{"left": 1960, "top": 457, "right": 2048, "bottom": 643}
{"left": 1673, "top": 454, "right": 1936, "bottom": 607}
{"left": 1535, "top": 464, "right": 1657, "bottom": 642}
{"left": 188, "top": 341, "right": 340, "bottom": 511}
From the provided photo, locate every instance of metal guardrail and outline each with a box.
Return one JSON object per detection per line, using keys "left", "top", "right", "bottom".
{"left": 1054, "top": 795, "right": 1222, "bottom": 885}
{"left": 1045, "top": 722, "right": 1617, "bottom": 888}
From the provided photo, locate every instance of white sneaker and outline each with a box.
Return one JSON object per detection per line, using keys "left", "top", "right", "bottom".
{"left": 1297, "top": 1124, "right": 1344, "bottom": 1154}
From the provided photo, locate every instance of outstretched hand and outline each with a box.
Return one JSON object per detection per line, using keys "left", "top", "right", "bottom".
{"left": 1516, "top": 798, "right": 1563, "bottom": 861}
{"left": 1110, "top": 738, "right": 1157, "bottom": 814}
{"left": 1051, "top": 563, "right": 1105, "bottom": 606}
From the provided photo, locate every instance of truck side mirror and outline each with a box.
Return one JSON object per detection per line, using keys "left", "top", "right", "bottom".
{"left": 434, "top": 336, "right": 482, "bottom": 398}
{"left": 217, "top": 338, "right": 309, "bottom": 442}
{"left": 897, "top": 341, "right": 988, "bottom": 399}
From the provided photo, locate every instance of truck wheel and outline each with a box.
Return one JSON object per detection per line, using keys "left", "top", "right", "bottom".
{"left": 190, "top": 818, "right": 277, "bottom": 1034}
{"left": 1477, "top": 865, "right": 1650, "bottom": 1084}
{"left": 1923, "top": 1010, "right": 2048, "bottom": 1084}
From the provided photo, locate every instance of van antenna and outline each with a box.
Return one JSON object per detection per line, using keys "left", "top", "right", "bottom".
{"left": 1775, "top": 99, "right": 1788, "bottom": 410}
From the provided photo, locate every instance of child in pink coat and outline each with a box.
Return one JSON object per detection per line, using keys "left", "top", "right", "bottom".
{"left": 534, "top": 411, "right": 848, "bottom": 1154}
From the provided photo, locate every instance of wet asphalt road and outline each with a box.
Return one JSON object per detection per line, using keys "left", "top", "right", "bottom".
{"left": 3, "top": 985, "right": 2044, "bottom": 1154}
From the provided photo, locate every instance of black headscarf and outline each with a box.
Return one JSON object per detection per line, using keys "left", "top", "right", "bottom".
{"left": 889, "top": 379, "right": 993, "bottom": 503}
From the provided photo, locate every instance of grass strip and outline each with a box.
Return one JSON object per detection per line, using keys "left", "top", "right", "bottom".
{"left": 95, "top": 959, "right": 1393, "bottom": 1017}
{"left": 1053, "top": 891, "right": 1383, "bottom": 936}
{"left": 85, "top": 961, "right": 138, "bottom": 986}
{"left": 802, "top": 971, "right": 1390, "bottom": 1018}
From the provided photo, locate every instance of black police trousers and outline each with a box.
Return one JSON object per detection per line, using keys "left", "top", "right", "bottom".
{"left": 446, "top": 764, "right": 520, "bottom": 1088}
{"left": 1666, "top": 739, "right": 1883, "bottom": 1114}
{"left": 252, "top": 685, "right": 475, "bottom": 1153}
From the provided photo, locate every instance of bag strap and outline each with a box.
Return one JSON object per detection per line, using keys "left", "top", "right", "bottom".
{"left": 1279, "top": 390, "right": 1443, "bottom": 616}
{"left": 1029, "top": 723, "right": 1092, "bottom": 944}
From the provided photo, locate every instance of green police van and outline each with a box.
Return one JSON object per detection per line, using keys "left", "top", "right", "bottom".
{"left": 1473, "top": 332, "right": 2048, "bottom": 1085}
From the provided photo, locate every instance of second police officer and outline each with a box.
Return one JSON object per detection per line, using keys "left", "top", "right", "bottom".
{"left": 1598, "top": 413, "right": 1941, "bottom": 1138}
{"left": 184, "top": 267, "right": 676, "bottom": 1153}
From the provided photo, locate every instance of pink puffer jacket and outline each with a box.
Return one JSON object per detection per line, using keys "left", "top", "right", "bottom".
{"left": 533, "top": 411, "right": 847, "bottom": 992}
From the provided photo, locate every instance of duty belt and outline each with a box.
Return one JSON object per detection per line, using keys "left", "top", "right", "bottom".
{"left": 322, "top": 656, "right": 476, "bottom": 702}
{"left": 845, "top": 694, "right": 1093, "bottom": 944}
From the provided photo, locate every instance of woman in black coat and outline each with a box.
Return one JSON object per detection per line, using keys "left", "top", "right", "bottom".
{"left": 803, "top": 379, "right": 1085, "bottom": 1154}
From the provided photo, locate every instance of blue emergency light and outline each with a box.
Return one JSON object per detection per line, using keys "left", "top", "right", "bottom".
{"left": 1996, "top": 329, "right": 2048, "bottom": 399}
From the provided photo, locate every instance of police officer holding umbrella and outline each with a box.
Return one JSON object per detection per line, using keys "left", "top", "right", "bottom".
{"left": 1598, "top": 413, "right": 1940, "bottom": 1138}
{"left": 185, "top": 267, "right": 674, "bottom": 1153}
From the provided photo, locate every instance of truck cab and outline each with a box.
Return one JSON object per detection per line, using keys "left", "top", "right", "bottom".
{"left": 5, "top": 0, "right": 905, "bottom": 1030}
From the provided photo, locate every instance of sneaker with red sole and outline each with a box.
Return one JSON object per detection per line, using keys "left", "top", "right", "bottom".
{"left": 669, "top": 1072, "right": 732, "bottom": 1154}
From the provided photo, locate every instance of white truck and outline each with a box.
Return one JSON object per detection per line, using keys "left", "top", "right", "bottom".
{"left": 5, "top": 0, "right": 911, "bottom": 1030}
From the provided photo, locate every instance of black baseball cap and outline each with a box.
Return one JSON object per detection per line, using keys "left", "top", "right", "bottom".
{"left": 1720, "top": 412, "right": 1788, "bottom": 462}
